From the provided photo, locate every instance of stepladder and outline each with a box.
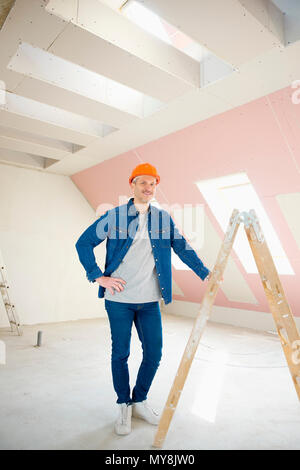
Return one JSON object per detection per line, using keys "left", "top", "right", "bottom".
{"left": 0, "top": 252, "right": 22, "bottom": 336}
{"left": 153, "top": 209, "right": 300, "bottom": 448}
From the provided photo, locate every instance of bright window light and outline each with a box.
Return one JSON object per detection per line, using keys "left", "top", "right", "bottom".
{"left": 196, "top": 172, "right": 295, "bottom": 275}
{"left": 190, "top": 349, "right": 228, "bottom": 423}
{"left": 122, "top": 0, "right": 171, "bottom": 44}
{"left": 171, "top": 251, "right": 189, "bottom": 270}
{"left": 149, "top": 198, "right": 190, "bottom": 270}
{"left": 121, "top": 0, "right": 204, "bottom": 62}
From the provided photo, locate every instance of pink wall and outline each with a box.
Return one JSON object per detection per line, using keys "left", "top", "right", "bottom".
{"left": 71, "top": 85, "right": 300, "bottom": 316}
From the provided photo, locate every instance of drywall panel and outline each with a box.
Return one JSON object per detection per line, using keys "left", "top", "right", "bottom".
{"left": 276, "top": 192, "right": 300, "bottom": 252}
{"left": 0, "top": 163, "right": 107, "bottom": 326}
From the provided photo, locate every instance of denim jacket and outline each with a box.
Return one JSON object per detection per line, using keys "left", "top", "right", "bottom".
{"left": 75, "top": 197, "right": 210, "bottom": 305}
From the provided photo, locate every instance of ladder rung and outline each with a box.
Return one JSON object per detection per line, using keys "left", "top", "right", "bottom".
{"left": 0, "top": 254, "right": 22, "bottom": 335}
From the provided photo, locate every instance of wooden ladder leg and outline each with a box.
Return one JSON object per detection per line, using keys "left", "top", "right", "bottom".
{"left": 244, "top": 210, "right": 300, "bottom": 400}
{"left": 0, "top": 264, "right": 22, "bottom": 336}
{"left": 152, "top": 209, "right": 241, "bottom": 448}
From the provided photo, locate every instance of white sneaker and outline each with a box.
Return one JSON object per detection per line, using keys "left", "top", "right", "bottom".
{"left": 132, "top": 400, "right": 160, "bottom": 425}
{"left": 114, "top": 403, "right": 132, "bottom": 435}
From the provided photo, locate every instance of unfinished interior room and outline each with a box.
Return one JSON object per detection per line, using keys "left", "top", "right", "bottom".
{"left": 1, "top": 0, "right": 300, "bottom": 452}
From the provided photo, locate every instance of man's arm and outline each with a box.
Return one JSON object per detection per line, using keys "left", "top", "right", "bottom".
{"left": 75, "top": 211, "right": 127, "bottom": 294}
{"left": 170, "top": 216, "right": 210, "bottom": 281}
{"left": 75, "top": 211, "right": 109, "bottom": 282}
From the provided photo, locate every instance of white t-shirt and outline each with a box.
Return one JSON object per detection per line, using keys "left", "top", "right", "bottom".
{"left": 104, "top": 211, "right": 162, "bottom": 303}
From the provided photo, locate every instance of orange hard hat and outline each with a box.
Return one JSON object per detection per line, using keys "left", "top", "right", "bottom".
{"left": 129, "top": 163, "right": 160, "bottom": 185}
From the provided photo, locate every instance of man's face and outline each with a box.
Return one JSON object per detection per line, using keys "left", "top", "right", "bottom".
{"left": 131, "top": 175, "right": 157, "bottom": 203}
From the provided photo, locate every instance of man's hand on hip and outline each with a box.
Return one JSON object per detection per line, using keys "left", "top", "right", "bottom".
{"left": 95, "top": 276, "right": 126, "bottom": 295}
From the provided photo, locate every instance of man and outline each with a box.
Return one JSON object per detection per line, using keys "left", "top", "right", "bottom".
{"left": 75, "top": 163, "right": 211, "bottom": 435}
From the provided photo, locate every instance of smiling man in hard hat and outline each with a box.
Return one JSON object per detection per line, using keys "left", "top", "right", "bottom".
{"left": 75, "top": 163, "right": 211, "bottom": 436}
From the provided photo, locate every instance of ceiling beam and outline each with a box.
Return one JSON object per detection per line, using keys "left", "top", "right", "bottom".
{"left": 47, "top": 0, "right": 200, "bottom": 101}
{"left": 12, "top": 75, "right": 141, "bottom": 129}
{"left": 49, "top": 38, "right": 300, "bottom": 175}
{"left": 0, "top": 0, "right": 15, "bottom": 30}
{"left": 0, "top": 134, "right": 71, "bottom": 159}
{"left": 0, "top": 147, "right": 48, "bottom": 170}
{"left": 0, "top": 107, "right": 98, "bottom": 147}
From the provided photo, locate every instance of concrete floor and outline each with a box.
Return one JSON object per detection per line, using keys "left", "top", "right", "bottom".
{"left": 1, "top": 313, "right": 300, "bottom": 450}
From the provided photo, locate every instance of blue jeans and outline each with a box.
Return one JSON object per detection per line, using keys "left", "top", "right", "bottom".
{"left": 104, "top": 300, "right": 163, "bottom": 404}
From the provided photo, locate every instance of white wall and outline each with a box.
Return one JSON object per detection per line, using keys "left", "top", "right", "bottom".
{"left": 163, "top": 300, "right": 300, "bottom": 333}
{"left": 0, "top": 163, "right": 107, "bottom": 327}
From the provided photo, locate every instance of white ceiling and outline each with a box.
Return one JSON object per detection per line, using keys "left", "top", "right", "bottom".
{"left": 0, "top": 0, "right": 299, "bottom": 175}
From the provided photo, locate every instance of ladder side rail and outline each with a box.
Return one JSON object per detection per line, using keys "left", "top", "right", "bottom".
{"left": 153, "top": 209, "right": 241, "bottom": 448}
{"left": 0, "top": 266, "right": 14, "bottom": 330}
{"left": 0, "top": 264, "right": 22, "bottom": 335}
{"left": 244, "top": 211, "right": 300, "bottom": 400}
